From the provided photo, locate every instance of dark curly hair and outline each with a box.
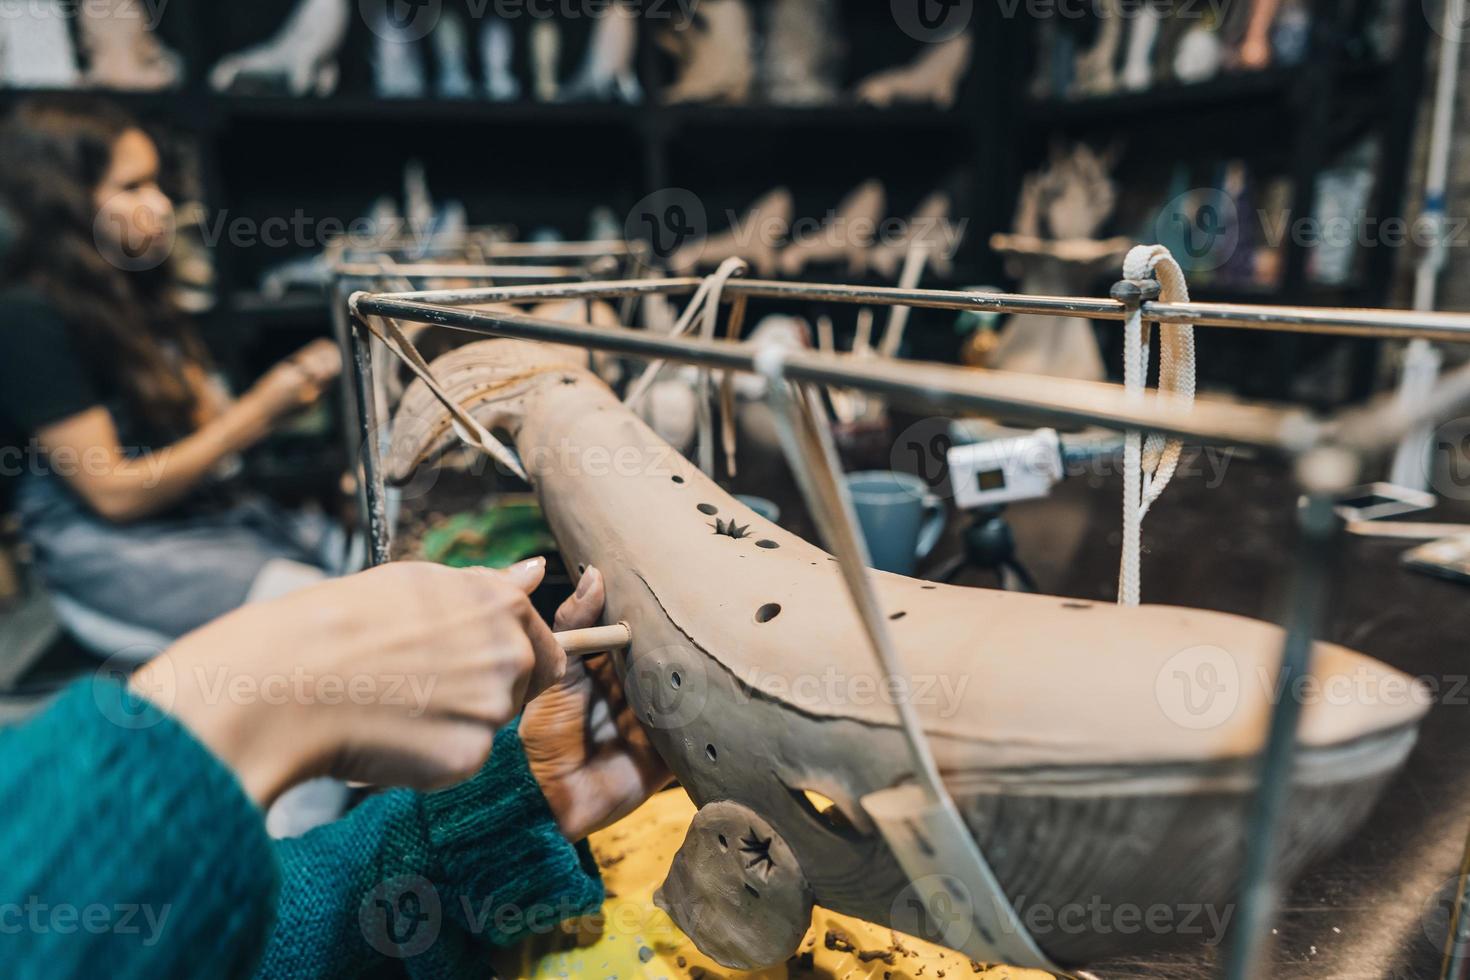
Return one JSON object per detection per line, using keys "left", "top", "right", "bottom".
{"left": 0, "top": 95, "right": 207, "bottom": 436}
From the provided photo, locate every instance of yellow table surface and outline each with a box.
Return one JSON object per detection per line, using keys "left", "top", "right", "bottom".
{"left": 493, "top": 789, "right": 1056, "bottom": 980}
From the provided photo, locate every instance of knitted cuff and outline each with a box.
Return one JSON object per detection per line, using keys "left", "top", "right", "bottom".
{"left": 33, "top": 680, "right": 280, "bottom": 974}
{"left": 423, "top": 721, "right": 604, "bottom": 948}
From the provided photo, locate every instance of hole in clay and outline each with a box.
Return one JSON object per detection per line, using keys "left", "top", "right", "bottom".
{"left": 1063, "top": 601, "right": 1092, "bottom": 610}
{"left": 705, "top": 744, "right": 718, "bottom": 763}
{"left": 745, "top": 884, "right": 760, "bottom": 899}
{"left": 889, "top": 611, "right": 907, "bottom": 621}
{"left": 756, "top": 539, "right": 779, "bottom": 549}
{"left": 755, "top": 603, "right": 782, "bottom": 624}
{"left": 578, "top": 563, "right": 586, "bottom": 574}
{"left": 697, "top": 503, "right": 718, "bottom": 515}
{"left": 671, "top": 671, "right": 683, "bottom": 689}
{"left": 921, "top": 585, "right": 938, "bottom": 591}
{"left": 717, "top": 834, "right": 729, "bottom": 850}
{"left": 671, "top": 475, "right": 685, "bottom": 484}
{"left": 787, "top": 786, "right": 864, "bottom": 842}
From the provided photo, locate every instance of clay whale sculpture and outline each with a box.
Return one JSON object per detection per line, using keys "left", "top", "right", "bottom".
{"left": 384, "top": 339, "right": 1426, "bottom": 970}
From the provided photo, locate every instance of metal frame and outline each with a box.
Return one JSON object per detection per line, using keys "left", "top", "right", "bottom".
{"left": 344, "top": 274, "right": 1470, "bottom": 978}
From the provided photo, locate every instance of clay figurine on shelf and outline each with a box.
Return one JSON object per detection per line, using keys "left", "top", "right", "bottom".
{"left": 668, "top": 187, "right": 794, "bottom": 279}
{"left": 531, "top": 19, "right": 561, "bottom": 102}
{"left": 480, "top": 16, "right": 521, "bottom": 101}
{"left": 761, "top": 0, "right": 842, "bottom": 105}
{"left": 1235, "top": 0, "right": 1283, "bottom": 69}
{"left": 0, "top": 0, "right": 79, "bottom": 87}
{"left": 432, "top": 10, "right": 475, "bottom": 99}
{"left": 658, "top": 0, "right": 755, "bottom": 105}
{"left": 78, "top": 0, "right": 182, "bottom": 90}
{"left": 1120, "top": 0, "right": 1163, "bottom": 92}
{"left": 779, "top": 179, "right": 886, "bottom": 278}
{"left": 1070, "top": 0, "right": 1123, "bottom": 98}
{"left": 1173, "top": 21, "right": 1225, "bottom": 84}
{"left": 384, "top": 338, "right": 1425, "bottom": 972}
{"left": 868, "top": 190, "right": 959, "bottom": 280}
{"left": 560, "top": 0, "right": 642, "bottom": 103}
{"left": 367, "top": 0, "right": 427, "bottom": 98}
{"left": 209, "top": 0, "right": 350, "bottom": 96}
{"left": 853, "top": 33, "right": 971, "bottom": 109}
{"left": 987, "top": 143, "right": 1130, "bottom": 381}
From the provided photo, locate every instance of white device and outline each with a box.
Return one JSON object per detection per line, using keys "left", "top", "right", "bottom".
{"left": 947, "top": 428, "right": 1066, "bottom": 509}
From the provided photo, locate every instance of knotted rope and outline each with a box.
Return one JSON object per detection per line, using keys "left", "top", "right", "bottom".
{"left": 1119, "top": 244, "right": 1195, "bottom": 606}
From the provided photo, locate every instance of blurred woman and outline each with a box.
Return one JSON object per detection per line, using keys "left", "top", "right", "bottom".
{"left": 0, "top": 97, "right": 349, "bottom": 644}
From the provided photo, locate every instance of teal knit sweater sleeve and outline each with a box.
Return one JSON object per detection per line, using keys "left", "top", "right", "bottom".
{"left": 1, "top": 678, "right": 279, "bottom": 980}
{"left": 1, "top": 679, "right": 604, "bottom": 980}
{"left": 257, "top": 723, "right": 605, "bottom": 979}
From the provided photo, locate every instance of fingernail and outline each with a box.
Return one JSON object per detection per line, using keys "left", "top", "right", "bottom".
{"left": 574, "top": 565, "right": 599, "bottom": 598}
{"left": 510, "top": 556, "right": 545, "bottom": 579}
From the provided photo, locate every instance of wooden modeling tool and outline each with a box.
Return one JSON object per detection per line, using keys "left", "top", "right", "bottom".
{"left": 554, "top": 622, "right": 632, "bottom": 657}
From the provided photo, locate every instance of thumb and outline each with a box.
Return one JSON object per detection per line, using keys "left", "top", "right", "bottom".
{"left": 554, "top": 566, "right": 604, "bottom": 631}
{"left": 502, "top": 556, "right": 548, "bottom": 595}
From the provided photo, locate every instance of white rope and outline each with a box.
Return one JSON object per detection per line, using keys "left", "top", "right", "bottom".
{"left": 1119, "top": 244, "right": 1195, "bottom": 606}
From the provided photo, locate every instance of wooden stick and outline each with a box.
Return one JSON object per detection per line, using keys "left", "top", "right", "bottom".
{"left": 554, "top": 622, "right": 632, "bottom": 657}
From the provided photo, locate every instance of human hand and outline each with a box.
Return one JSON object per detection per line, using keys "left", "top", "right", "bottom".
{"left": 521, "top": 566, "right": 673, "bottom": 841}
{"left": 246, "top": 338, "right": 343, "bottom": 422}
{"left": 129, "top": 559, "right": 567, "bottom": 806}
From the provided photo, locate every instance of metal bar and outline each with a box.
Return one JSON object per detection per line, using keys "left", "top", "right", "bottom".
{"left": 346, "top": 316, "right": 391, "bottom": 567}
{"left": 1223, "top": 486, "right": 1342, "bottom": 980}
{"left": 363, "top": 276, "right": 1470, "bottom": 343}
{"left": 372, "top": 276, "right": 701, "bottom": 308}
{"left": 1440, "top": 823, "right": 1470, "bottom": 980}
{"left": 351, "top": 293, "right": 1316, "bottom": 453}
{"left": 331, "top": 261, "right": 590, "bottom": 279}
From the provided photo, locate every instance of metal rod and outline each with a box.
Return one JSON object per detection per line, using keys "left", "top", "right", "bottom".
{"left": 365, "top": 276, "right": 1470, "bottom": 343}
{"left": 352, "top": 293, "right": 1317, "bottom": 453}
{"left": 331, "top": 261, "right": 590, "bottom": 279}
{"left": 1223, "top": 484, "right": 1342, "bottom": 980}
{"left": 346, "top": 316, "right": 391, "bottom": 567}
{"left": 1440, "top": 822, "right": 1470, "bottom": 980}
{"left": 372, "top": 276, "right": 701, "bottom": 308}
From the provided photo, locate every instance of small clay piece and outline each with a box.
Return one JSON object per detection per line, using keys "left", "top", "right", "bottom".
{"left": 655, "top": 801, "right": 814, "bottom": 969}
{"left": 853, "top": 34, "right": 972, "bottom": 109}
{"left": 209, "top": 0, "right": 349, "bottom": 96}
{"left": 387, "top": 338, "right": 1426, "bottom": 971}
{"left": 780, "top": 180, "right": 886, "bottom": 279}
{"left": 659, "top": 0, "right": 755, "bottom": 105}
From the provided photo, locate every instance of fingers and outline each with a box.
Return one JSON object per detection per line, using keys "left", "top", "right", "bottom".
{"left": 521, "top": 610, "right": 567, "bottom": 703}
{"left": 554, "top": 566, "right": 605, "bottom": 632}
{"left": 500, "top": 556, "right": 548, "bottom": 595}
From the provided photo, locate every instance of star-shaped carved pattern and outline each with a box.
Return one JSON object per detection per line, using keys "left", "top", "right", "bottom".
{"left": 739, "top": 828, "right": 775, "bottom": 879}
{"left": 711, "top": 518, "right": 751, "bottom": 540}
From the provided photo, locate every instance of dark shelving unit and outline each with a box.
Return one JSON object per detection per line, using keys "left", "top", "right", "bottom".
{"left": 1007, "top": 0, "right": 1432, "bottom": 402}
{"left": 0, "top": 0, "right": 1431, "bottom": 412}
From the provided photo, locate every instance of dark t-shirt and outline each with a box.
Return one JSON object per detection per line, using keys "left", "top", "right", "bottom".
{"left": 0, "top": 286, "right": 106, "bottom": 449}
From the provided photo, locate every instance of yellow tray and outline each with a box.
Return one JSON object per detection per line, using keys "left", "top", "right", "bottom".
{"left": 493, "top": 789, "right": 1055, "bottom": 980}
